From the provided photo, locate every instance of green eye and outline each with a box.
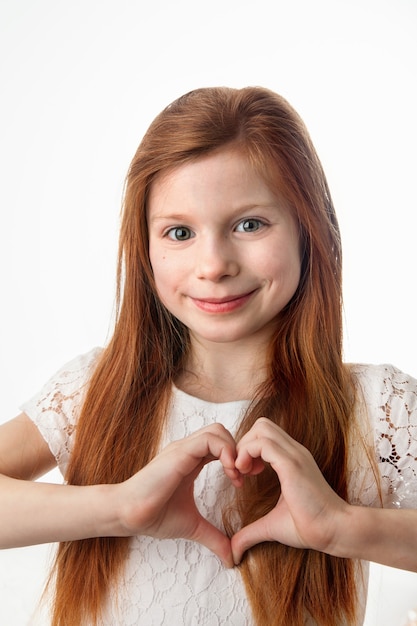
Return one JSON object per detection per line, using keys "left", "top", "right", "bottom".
{"left": 167, "top": 227, "right": 193, "bottom": 241}
{"left": 236, "top": 219, "right": 262, "bottom": 233}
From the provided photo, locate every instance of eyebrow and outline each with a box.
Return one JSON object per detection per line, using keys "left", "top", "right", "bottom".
{"left": 149, "top": 212, "right": 192, "bottom": 224}
{"left": 149, "top": 203, "right": 283, "bottom": 224}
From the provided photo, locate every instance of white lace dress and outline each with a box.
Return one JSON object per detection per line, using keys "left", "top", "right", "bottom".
{"left": 21, "top": 349, "right": 417, "bottom": 625}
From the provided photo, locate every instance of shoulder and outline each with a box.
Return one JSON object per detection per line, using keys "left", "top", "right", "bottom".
{"left": 20, "top": 347, "right": 103, "bottom": 475}
{"left": 350, "top": 362, "right": 417, "bottom": 387}
{"left": 48, "top": 347, "right": 104, "bottom": 384}
{"left": 349, "top": 363, "right": 417, "bottom": 418}
{"left": 22, "top": 347, "right": 103, "bottom": 413}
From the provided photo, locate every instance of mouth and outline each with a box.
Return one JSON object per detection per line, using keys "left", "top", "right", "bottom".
{"left": 190, "top": 290, "right": 257, "bottom": 313}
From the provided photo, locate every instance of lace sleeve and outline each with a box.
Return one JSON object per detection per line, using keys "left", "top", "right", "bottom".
{"left": 376, "top": 365, "right": 417, "bottom": 508}
{"left": 20, "top": 348, "right": 102, "bottom": 478}
{"left": 353, "top": 364, "right": 417, "bottom": 508}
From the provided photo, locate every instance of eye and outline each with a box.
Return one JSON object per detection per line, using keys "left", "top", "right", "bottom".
{"left": 235, "top": 218, "right": 263, "bottom": 233}
{"left": 166, "top": 226, "right": 194, "bottom": 241}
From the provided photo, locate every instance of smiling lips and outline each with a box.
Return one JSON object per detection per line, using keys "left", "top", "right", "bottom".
{"left": 191, "top": 290, "right": 257, "bottom": 313}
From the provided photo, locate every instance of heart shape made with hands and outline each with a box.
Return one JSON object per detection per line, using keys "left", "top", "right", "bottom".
{"left": 138, "top": 418, "right": 338, "bottom": 569}
{"left": 187, "top": 438, "right": 286, "bottom": 568}
{"left": 133, "top": 422, "right": 270, "bottom": 568}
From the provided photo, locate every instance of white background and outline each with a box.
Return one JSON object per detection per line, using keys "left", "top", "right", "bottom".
{"left": 0, "top": 0, "right": 416, "bottom": 624}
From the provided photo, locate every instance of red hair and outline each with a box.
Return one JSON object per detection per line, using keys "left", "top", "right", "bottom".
{"left": 48, "top": 87, "right": 358, "bottom": 625}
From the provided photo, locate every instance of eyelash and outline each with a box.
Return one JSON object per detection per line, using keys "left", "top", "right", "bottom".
{"left": 165, "top": 218, "right": 266, "bottom": 241}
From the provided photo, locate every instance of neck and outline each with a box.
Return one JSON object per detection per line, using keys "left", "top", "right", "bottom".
{"left": 177, "top": 337, "right": 269, "bottom": 403}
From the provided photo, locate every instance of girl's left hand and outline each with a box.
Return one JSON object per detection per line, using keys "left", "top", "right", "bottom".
{"left": 231, "top": 417, "right": 349, "bottom": 564}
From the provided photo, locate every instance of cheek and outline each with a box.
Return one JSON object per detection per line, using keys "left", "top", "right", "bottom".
{"left": 264, "top": 243, "right": 301, "bottom": 282}
{"left": 149, "top": 244, "right": 167, "bottom": 279}
{"left": 152, "top": 264, "right": 168, "bottom": 293}
{"left": 148, "top": 240, "right": 159, "bottom": 268}
{"left": 150, "top": 253, "right": 182, "bottom": 300}
{"left": 290, "top": 245, "right": 302, "bottom": 282}
{"left": 149, "top": 251, "right": 163, "bottom": 291}
{"left": 282, "top": 229, "right": 302, "bottom": 280}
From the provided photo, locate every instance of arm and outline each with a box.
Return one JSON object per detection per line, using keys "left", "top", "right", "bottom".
{"left": 331, "top": 504, "right": 417, "bottom": 570}
{"left": 0, "top": 415, "right": 240, "bottom": 567}
{"left": 231, "top": 418, "right": 417, "bottom": 571}
{"left": 0, "top": 413, "right": 117, "bottom": 548}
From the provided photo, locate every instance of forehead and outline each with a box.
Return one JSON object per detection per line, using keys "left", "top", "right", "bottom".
{"left": 147, "top": 148, "right": 281, "bottom": 214}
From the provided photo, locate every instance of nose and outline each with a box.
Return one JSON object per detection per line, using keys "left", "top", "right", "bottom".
{"left": 195, "top": 235, "right": 240, "bottom": 282}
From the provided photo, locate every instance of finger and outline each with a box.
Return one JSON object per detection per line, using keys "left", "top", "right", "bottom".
{"left": 235, "top": 437, "right": 283, "bottom": 475}
{"left": 234, "top": 419, "right": 280, "bottom": 474}
{"left": 158, "top": 424, "right": 237, "bottom": 478}
{"left": 231, "top": 515, "right": 274, "bottom": 565}
{"left": 235, "top": 419, "right": 308, "bottom": 477}
{"left": 192, "top": 516, "right": 234, "bottom": 568}
{"left": 185, "top": 425, "right": 246, "bottom": 488}
{"left": 234, "top": 451, "right": 265, "bottom": 476}
{"left": 237, "top": 417, "right": 297, "bottom": 453}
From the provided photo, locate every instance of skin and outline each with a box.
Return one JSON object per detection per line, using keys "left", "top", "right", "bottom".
{"left": 0, "top": 148, "right": 416, "bottom": 575}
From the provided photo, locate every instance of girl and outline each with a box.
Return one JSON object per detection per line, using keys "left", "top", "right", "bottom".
{"left": 1, "top": 86, "right": 416, "bottom": 626}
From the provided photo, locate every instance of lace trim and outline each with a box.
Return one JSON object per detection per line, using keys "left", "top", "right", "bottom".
{"left": 20, "top": 348, "right": 101, "bottom": 477}
{"left": 350, "top": 364, "right": 417, "bottom": 508}
{"left": 377, "top": 366, "right": 417, "bottom": 507}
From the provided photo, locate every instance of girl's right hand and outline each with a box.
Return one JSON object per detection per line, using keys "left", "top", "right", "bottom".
{"left": 114, "top": 423, "right": 241, "bottom": 568}
{"left": 0, "top": 416, "right": 239, "bottom": 558}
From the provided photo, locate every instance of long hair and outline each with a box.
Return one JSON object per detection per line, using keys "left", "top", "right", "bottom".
{"left": 49, "top": 87, "right": 358, "bottom": 625}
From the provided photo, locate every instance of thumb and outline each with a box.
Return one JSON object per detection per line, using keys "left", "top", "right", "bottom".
{"left": 192, "top": 516, "right": 234, "bottom": 569}
{"left": 231, "top": 517, "right": 272, "bottom": 565}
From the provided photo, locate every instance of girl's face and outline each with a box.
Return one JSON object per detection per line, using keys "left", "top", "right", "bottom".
{"left": 147, "top": 149, "right": 301, "bottom": 349}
